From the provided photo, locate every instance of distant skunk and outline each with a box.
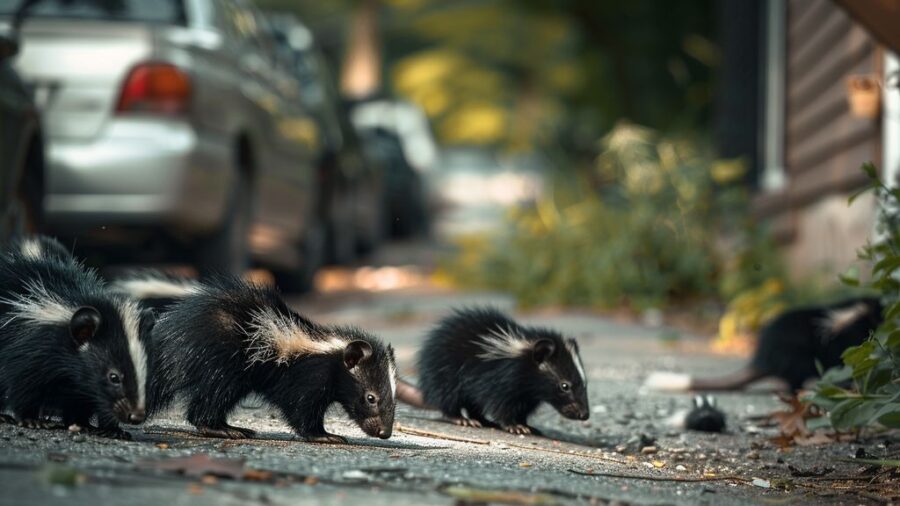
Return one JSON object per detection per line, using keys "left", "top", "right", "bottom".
{"left": 645, "top": 297, "right": 883, "bottom": 392}
{"left": 398, "top": 307, "right": 590, "bottom": 435}
{"left": 0, "top": 236, "right": 149, "bottom": 438}
{"left": 146, "top": 278, "right": 397, "bottom": 442}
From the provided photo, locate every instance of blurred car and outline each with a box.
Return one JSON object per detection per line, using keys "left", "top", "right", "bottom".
{"left": 350, "top": 99, "right": 437, "bottom": 238}
{"left": 0, "top": 29, "right": 44, "bottom": 244}
{"left": 266, "top": 14, "right": 385, "bottom": 264}
{"left": 2, "top": 0, "right": 324, "bottom": 290}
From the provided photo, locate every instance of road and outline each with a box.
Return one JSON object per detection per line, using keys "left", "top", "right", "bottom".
{"left": 0, "top": 243, "right": 892, "bottom": 505}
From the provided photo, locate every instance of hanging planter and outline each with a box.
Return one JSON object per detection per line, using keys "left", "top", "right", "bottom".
{"left": 846, "top": 74, "right": 881, "bottom": 119}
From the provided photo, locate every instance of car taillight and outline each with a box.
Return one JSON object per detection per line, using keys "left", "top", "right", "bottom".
{"left": 116, "top": 63, "right": 190, "bottom": 114}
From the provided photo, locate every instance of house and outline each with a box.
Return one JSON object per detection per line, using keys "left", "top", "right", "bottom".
{"left": 718, "top": 0, "right": 899, "bottom": 279}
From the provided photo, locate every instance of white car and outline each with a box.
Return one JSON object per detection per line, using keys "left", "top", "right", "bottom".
{"left": 4, "top": 0, "right": 324, "bottom": 289}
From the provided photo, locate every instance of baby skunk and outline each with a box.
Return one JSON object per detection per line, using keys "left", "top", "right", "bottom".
{"left": 400, "top": 307, "right": 590, "bottom": 435}
{"left": 645, "top": 297, "right": 883, "bottom": 392}
{"left": 147, "top": 278, "right": 397, "bottom": 443}
{"left": 0, "top": 236, "right": 149, "bottom": 438}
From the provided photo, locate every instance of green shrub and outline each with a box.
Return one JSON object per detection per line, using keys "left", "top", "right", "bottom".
{"left": 808, "top": 163, "right": 900, "bottom": 430}
{"left": 440, "top": 122, "right": 787, "bottom": 311}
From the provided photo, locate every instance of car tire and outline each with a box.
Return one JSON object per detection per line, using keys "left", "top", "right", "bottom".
{"left": 4, "top": 136, "right": 44, "bottom": 241}
{"left": 196, "top": 169, "right": 251, "bottom": 278}
{"left": 274, "top": 217, "right": 325, "bottom": 294}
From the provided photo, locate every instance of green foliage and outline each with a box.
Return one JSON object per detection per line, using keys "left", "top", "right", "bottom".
{"left": 808, "top": 163, "right": 900, "bottom": 430}
{"left": 441, "top": 122, "right": 784, "bottom": 311}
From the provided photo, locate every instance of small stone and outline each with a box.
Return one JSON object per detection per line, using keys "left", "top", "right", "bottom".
{"left": 614, "top": 444, "right": 628, "bottom": 453}
{"left": 745, "top": 451, "right": 760, "bottom": 460}
{"left": 675, "top": 465, "right": 687, "bottom": 472}
{"left": 68, "top": 424, "right": 82, "bottom": 433}
{"left": 640, "top": 446, "right": 658, "bottom": 455}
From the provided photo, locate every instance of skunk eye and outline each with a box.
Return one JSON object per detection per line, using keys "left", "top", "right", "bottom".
{"left": 559, "top": 382, "right": 571, "bottom": 392}
{"left": 366, "top": 394, "right": 377, "bottom": 405}
{"left": 108, "top": 372, "right": 122, "bottom": 385}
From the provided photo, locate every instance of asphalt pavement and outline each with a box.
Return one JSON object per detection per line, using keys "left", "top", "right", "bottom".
{"left": 0, "top": 244, "right": 894, "bottom": 505}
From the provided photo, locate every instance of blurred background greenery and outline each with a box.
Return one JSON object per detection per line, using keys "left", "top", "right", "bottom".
{"left": 260, "top": 0, "right": 867, "bottom": 345}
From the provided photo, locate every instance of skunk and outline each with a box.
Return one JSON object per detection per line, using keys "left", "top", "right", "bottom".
{"left": 7, "top": 235, "right": 72, "bottom": 261}
{"left": 108, "top": 270, "right": 203, "bottom": 314}
{"left": 0, "top": 236, "right": 149, "bottom": 439}
{"left": 398, "top": 307, "right": 590, "bottom": 435}
{"left": 146, "top": 278, "right": 397, "bottom": 443}
{"left": 645, "top": 297, "right": 883, "bottom": 392}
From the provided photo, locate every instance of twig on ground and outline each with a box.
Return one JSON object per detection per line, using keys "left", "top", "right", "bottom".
{"left": 568, "top": 468, "right": 753, "bottom": 483}
{"left": 503, "top": 442, "right": 629, "bottom": 465}
{"left": 395, "top": 424, "right": 491, "bottom": 445}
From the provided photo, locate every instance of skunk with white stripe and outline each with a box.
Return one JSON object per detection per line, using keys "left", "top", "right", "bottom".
{"left": 108, "top": 270, "right": 203, "bottom": 314}
{"left": 0, "top": 236, "right": 150, "bottom": 439}
{"left": 398, "top": 307, "right": 590, "bottom": 435}
{"left": 645, "top": 297, "right": 883, "bottom": 392}
{"left": 146, "top": 277, "right": 397, "bottom": 442}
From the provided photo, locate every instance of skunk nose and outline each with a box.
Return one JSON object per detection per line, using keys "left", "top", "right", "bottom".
{"left": 377, "top": 428, "right": 391, "bottom": 439}
{"left": 128, "top": 410, "right": 146, "bottom": 424}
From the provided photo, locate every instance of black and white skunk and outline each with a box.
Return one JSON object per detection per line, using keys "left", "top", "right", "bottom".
{"left": 146, "top": 278, "right": 397, "bottom": 443}
{"left": 398, "top": 307, "right": 590, "bottom": 435}
{"left": 0, "top": 236, "right": 149, "bottom": 438}
{"left": 645, "top": 297, "right": 883, "bottom": 392}
{"left": 108, "top": 270, "right": 203, "bottom": 314}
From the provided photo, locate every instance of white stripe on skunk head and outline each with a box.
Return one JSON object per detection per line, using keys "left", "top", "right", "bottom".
{"left": 244, "top": 307, "right": 346, "bottom": 365}
{"left": 0, "top": 280, "right": 76, "bottom": 329}
{"left": 20, "top": 238, "right": 44, "bottom": 260}
{"left": 566, "top": 340, "right": 587, "bottom": 382}
{"left": 475, "top": 324, "right": 531, "bottom": 360}
{"left": 388, "top": 361, "right": 397, "bottom": 399}
{"left": 818, "top": 302, "right": 871, "bottom": 339}
{"left": 117, "top": 299, "right": 147, "bottom": 409}
{"left": 111, "top": 276, "right": 202, "bottom": 300}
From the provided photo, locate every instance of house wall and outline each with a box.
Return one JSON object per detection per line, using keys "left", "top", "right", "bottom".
{"left": 757, "top": 0, "right": 882, "bottom": 279}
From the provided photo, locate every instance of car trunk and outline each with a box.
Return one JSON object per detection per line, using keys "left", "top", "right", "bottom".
{"left": 13, "top": 20, "right": 155, "bottom": 141}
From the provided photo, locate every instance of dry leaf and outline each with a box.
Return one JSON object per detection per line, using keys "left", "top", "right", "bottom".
{"left": 242, "top": 469, "right": 274, "bottom": 482}
{"left": 138, "top": 454, "right": 246, "bottom": 480}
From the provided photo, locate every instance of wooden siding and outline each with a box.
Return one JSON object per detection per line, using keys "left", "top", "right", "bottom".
{"left": 757, "top": 0, "right": 880, "bottom": 222}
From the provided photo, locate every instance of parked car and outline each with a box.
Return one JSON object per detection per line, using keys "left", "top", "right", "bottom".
{"left": 266, "top": 13, "right": 385, "bottom": 264}
{"left": 350, "top": 99, "right": 437, "bottom": 238}
{"left": 0, "top": 29, "right": 44, "bottom": 244}
{"left": 3, "top": 0, "right": 325, "bottom": 290}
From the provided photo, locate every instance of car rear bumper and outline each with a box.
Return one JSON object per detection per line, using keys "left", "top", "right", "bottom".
{"left": 44, "top": 118, "right": 233, "bottom": 235}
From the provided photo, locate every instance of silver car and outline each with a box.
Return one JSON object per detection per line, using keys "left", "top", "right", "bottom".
{"left": 3, "top": 0, "right": 324, "bottom": 289}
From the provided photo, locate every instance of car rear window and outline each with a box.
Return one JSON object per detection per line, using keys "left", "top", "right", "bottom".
{"left": 0, "top": 0, "right": 185, "bottom": 24}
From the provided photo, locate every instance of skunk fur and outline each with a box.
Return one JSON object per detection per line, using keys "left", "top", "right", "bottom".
{"left": 147, "top": 278, "right": 397, "bottom": 442}
{"left": 405, "top": 307, "right": 590, "bottom": 435}
{"left": 0, "top": 236, "right": 149, "bottom": 438}
{"left": 645, "top": 297, "right": 883, "bottom": 392}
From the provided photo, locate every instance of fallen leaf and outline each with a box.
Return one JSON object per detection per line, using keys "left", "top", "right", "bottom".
{"left": 156, "top": 443, "right": 170, "bottom": 450}
{"left": 768, "top": 394, "right": 824, "bottom": 442}
{"left": 793, "top": 432, "right": 834, "bottom": 446}
{"left": 652, "top": 461, "right": 666, "bottom": 468}
{"left": 242, "top": 469, "right": 274, "bottom": 482}
{"left": 138, "top": 454, "right": 246, "bottom": 480}
{"left": 519, "top": 462, "right": 532, "bottom": 468}
{"left": 304, "top": 476, "right": 320, "bottom": 485}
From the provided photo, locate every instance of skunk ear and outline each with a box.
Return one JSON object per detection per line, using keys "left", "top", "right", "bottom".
{"left": 70, "top": 306, "right": 102, "bottom": 348}
{"left": 532, "top": 339, "right": 556, "bottom": 364}
{"left": 343, "top": 340, "right": 373, "bottom": 370}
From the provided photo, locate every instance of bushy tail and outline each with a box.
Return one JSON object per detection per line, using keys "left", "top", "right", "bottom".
{"left": 644, "top": 367, "right": 765, "bottom": 392}
{"left": 396, "top": 378, "right": 435, "bottom": 410}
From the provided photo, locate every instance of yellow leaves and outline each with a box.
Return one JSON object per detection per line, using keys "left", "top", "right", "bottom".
{"left": 713, "top": 278, "right": 787, "bottom": 354}
{"left": 710, "top": 159, "right": 747, "bottom": 184}
{"left": 439, "top": 102, "right": 509, "bottom": 144}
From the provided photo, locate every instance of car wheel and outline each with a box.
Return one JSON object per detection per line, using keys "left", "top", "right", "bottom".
{"left": 196, "top": 170, "right": 251, "bottom": 278}
{"left": 4, "top": 137, "right": 44, "bottom": 241}
{"left": 274, "top": 217, "right": 325, "bottom": 294}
